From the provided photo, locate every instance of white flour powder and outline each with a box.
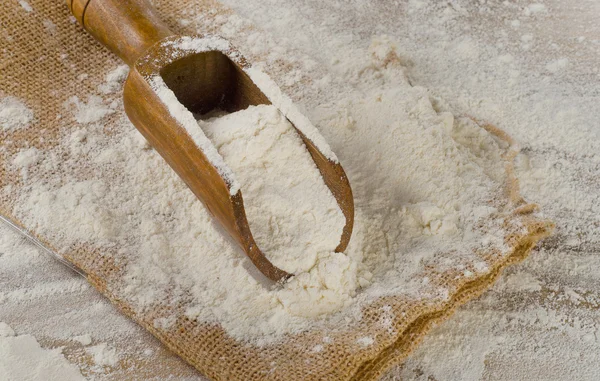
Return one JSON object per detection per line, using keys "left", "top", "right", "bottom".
{"left": 0, "top": 322, "right": 84, "bottom": 380}
{"left": 87, "top": 343, "right": 120, "bottom": 368}
{"left": 0, "top": 96, "right": 33, "bottom": 131}
{"left": 199, "top": 104, "right": 345, "bottom": 274}
{"left": 2, "top": 0, "right": 597, "bottom": 379}
{"left": 8, "top": 35, "right": 516, "bottom": 345}
{"left": 0, "top": 221, "right": 195, "bottom": 380}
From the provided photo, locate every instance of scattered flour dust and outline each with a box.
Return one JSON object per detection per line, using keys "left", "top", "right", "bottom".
{"left": 72, "top": 334, "right": 92, "bottom": 346}
{"left": 86, "top": 343, "right": 120, "bottom": 368}
{"left": 62, "top": 65, "right": 127, "bottom": 125}
{"left": 0, "top": 96, "right": 33, "bottom": 131}
{"left": 0, "top": 322, "right": 84, "bottom": 380}
{"left": 18, "top": 0, "right": 33, "bottom": 13}
{"left": 65, "top": 95, "right": 116, "bottom": 124}
{"left": 356, "top": 336, "right": 374, "bottom": 347}
{"left": 1, "top": 0, "right": 598, "bottom": 378}
{"left": 0, "top": 220, "right": 182, "bottom": 380}
{"left": 6, "top": 34, "right": 517, "bottom": 346}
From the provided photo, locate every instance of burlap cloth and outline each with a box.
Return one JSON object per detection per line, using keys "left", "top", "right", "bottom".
{"left": 0, "top": 1, "right": 553, "bottom": 380}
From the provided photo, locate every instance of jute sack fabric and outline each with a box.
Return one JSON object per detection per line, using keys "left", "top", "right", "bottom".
{"left": 0, "top": 1, "right": 553, "bottom": 380}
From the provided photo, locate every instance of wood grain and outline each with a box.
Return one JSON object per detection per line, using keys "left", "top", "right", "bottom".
{"left": 68, "top": 0, "right": 173, "bottom": 66}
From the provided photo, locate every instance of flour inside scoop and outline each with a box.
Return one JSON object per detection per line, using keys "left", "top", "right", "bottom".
{"left": 198, "top": 104, "right": 346, "bottom": 276}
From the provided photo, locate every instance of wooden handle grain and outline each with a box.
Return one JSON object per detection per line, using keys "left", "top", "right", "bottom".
{"left": 67, "top": 0, "right": 174, "bottom": 66}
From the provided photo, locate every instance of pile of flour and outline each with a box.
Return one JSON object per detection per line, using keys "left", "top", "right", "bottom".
{"left": 6, "top": 33, "right": 516, "bottom": 345}
{"left": 225, "top": 0, "right": 595, "bottom": 378}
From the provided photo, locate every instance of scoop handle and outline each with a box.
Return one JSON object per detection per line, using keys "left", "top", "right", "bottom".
{"left": 67, "top": 0, "right": 174, "bottom": 66}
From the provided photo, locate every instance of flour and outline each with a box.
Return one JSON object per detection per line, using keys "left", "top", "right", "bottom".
{"left": 290, "top": 0, "right": 600, "bottom": 379}
{"left": 199, "top": 104, "right": 345, "bottom": 274}
{"left": 0, "top": 322, "right": 15, "bottom": 337}
{"left": 523, "top": 3, "right": 548, "bottom": 16}
{"left": 0, "top": 96, "right": 33, "bottom": 131}
{"left": 72, "top": 334, "right": 92, "bottom": 346}
{"left": 87, "top": 343, "right": 120, "bottom": 367}
{"left": 9, "top": 33, "right": 516, "bottom": 345}
{"left": 0, "top": 322, "right": 84, "bottom": 380}
{"left": 18, "top": 0, "right": 32, "bottom": 13}
{"left": 98, "top": 65, "right": 129, "bottom": 94}
{"left": 65, "top": 95, "right": 115, "bottom": 124}
{"left": 4, "top": 0, "right": 597, "bottom": 378}
{"left": 546, "top": 57, "right": 569, "bottom": 73}
{"left": 11, "top": 147, "right": 39, "bottom": 180}
{"left": 245, "top": 67, "right": 338, "bottom": 163}
{"left": 0, "top": 221, "right": 196, "bottom": 380}
{"left": 147, "top": 35, "right": 338, "bottom": 195}
{"left": 356, "top": 336, "right": 374, "bottom": 347}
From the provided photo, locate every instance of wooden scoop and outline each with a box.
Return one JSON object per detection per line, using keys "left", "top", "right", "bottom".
{"left": 67, "top": 0, "right": 354, "bottom": 282}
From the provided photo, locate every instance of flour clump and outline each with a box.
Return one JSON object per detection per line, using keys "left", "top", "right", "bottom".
{"left": 0, "top": 97, "right": 33, "bottom": 131}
